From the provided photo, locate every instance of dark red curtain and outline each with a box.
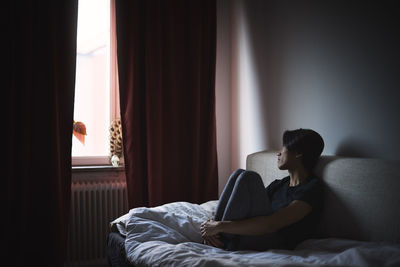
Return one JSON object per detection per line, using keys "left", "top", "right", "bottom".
{"left": 6, "top": 1, "right": 77, "bottom": 266}
{"left": 116, "top": 0, "right": 218, "bottom": 208}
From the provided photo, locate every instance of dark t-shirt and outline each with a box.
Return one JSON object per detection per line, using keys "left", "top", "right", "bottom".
{"left": 266, "top": 176, "right": 323, "bottom": 249}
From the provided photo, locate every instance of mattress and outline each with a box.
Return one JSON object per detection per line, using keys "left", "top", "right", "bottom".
{"left": 107, "top": 232, "right": 133, "bottom": 267}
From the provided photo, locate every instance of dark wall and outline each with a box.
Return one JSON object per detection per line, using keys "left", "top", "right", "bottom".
{"left": 239, "top": 0, "right": 400, "bottom": 160}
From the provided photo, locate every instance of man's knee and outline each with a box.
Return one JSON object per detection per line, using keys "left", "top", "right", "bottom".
{"left": 236, "top": 170, "right": 263, "bottom": 185}
{"left": 231, "top": 169, "right": 245, "bottom": 177}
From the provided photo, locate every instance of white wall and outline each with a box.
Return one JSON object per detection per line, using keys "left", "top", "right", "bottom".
{"left": 216, "top": 0, "right": 400, "bottom": 193}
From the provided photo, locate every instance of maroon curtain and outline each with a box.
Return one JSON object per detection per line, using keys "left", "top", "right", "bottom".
{"left": 116, "top": 0, "right": 218, "bottom": 208}
{"left": 6, "top": 1, "right": 77, "bottom": 266}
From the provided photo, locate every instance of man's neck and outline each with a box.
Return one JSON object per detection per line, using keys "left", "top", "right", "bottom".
{"left": 288, "top": 167, "right": 309, "bottom": 187}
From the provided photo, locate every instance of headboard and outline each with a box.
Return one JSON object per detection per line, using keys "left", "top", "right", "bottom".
{"left": 246, "top": 150, "right": 400, "bottom": 243}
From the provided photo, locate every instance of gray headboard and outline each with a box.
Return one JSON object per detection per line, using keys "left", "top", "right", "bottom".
{"left": 246, "top": 150, "right": 400, "bottom": 243}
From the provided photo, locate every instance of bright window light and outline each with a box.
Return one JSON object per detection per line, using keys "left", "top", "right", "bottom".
{"left": 72, "top": 0, "right": 110, "bottom": 158}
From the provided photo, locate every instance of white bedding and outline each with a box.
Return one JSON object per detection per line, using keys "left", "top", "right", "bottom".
{"left": 120, "top": 201, "right": 400, "bottom": 267}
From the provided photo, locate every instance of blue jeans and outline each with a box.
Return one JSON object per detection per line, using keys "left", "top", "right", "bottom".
{"left": 215, "top": 169, "right": 286, "bottom": 251}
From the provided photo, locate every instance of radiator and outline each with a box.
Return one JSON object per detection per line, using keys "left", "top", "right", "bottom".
{"left": 66, "top": 178, "right": 128, "bottom": 267}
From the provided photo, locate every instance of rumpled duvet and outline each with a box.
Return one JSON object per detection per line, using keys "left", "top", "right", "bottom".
{"left": 122, "top": 201, "right": 400, "bottom": 267}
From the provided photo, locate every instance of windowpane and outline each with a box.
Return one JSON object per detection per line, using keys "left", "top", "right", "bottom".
{"left": 72, "top": 0, "right": 110, "bottom": 157}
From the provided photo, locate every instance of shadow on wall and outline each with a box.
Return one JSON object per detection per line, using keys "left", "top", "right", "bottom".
{"left": 335, "top": 137, "right": 378, "bottom": 159}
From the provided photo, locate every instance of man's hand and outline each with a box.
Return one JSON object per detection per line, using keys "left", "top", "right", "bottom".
{"left": 201, "top": 219, "right": 224, "bottom": 248}
{"left": 203, "top": 234, "right": 224, "bottom": 248}
{"left": 200, "top": 218, "right": 222, "bottom": 236}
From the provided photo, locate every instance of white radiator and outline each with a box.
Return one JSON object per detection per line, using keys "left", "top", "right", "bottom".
{"left": 66, "top": 178, "right": 128, "bottom": 267}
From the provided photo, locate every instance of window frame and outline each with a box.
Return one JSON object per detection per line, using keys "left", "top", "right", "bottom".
{"left": 72, "top": 0, "right": 120, "bottom": 167}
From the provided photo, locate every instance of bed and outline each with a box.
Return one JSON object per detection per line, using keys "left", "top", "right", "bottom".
{"left": 107, "top": 150, "right": 400, "bottom": 266}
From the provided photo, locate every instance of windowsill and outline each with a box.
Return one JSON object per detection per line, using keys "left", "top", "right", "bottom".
{"left": 72, "top": 156, "right": 125, "bottom": 169}
{"left": 72, "top": 165, "right": 125, "bottom": 172}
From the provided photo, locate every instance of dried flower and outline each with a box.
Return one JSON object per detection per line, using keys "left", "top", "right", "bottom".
{"left": 73, "top": 121, "right": 87, "bottom": 145}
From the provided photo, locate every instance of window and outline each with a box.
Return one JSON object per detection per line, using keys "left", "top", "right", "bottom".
{"left": 72, "top": 0, "right": 120, "bottom": 166}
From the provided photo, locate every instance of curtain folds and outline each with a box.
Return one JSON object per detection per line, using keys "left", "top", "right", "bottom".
{"left": 116, "top": 0, "right": 218, "bottom": 208}
{"left": 6, "top": 1, "right": 78, "bottom": 266}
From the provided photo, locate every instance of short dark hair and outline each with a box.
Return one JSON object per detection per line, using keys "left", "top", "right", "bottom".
{"left": 283, "top": 129, "right": 324, "bottom": 172}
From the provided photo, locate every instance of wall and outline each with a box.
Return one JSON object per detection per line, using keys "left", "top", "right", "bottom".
{"left": 216, "top": 0, "right": 400, "bottom": 192}
{"left": 216, "top": 0, "right": 233, "bottom": 193}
